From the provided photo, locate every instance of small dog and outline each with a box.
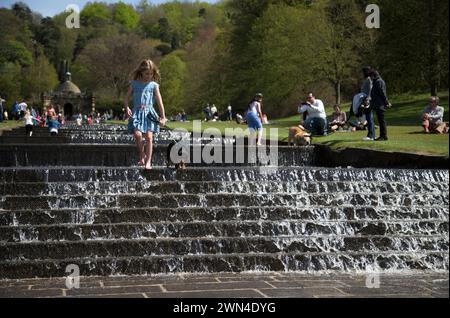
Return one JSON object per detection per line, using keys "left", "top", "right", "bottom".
{"left": 167, "top": 140, "right": 187, "bottom": 170}
{"left": 288, "top": 125, "right": 312, "bottom": 146}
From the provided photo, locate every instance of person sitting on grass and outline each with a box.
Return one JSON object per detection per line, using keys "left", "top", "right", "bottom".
{"left": 236, "top": 113, "right": 244, "bottom": 125}
{"left": 347, "top": 115, "right": 368, "bottom": 132}
{"left": 422, "top": 96, "right": 448, "bottom": 134}
{"left": 298, "top": 93, "right": 328, "bottom": 136}
{"left": 330, "top": 104, "right": 347, "bottom": 132}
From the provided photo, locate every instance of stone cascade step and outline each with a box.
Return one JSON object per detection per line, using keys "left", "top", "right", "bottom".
{"left": 0, "top": 220, "right": 447, "bottom": 243}
{"left": 1, "top": 125, "right": 205, "bottom": 145}
{"left": 1, "top": 167, "right": 447, "bottom": 183}
{"left": 0, "top": 125, "right": 448, "bottom": 278}
{"left": 0, "top": 145, "right": 315, "bottom": 167}
{"left": 0, "top": 131, "right": 267, "bottom": 146}
{"left": 1, "top": 206, "right": 448, "bottom": 226}
{"left": 0, "top": 192, "right": 448, "bottom": 211}
{"left": 0, "top": 135, "right": 244, "bottom": 145}
{"left": 0, "top": 167, "right": 448, "bottom": 278}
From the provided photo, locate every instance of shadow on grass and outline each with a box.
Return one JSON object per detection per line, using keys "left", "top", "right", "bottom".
{"left": 409, "top": 131, "right": 428, "bottom": 135}
{"left": 314, "top": 139, "right": 351, "bottom": 148}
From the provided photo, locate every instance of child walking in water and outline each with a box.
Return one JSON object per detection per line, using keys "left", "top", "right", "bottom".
{"left": 246, "top": 93, "right": 264, "bottom": 146}
{"left": 23, "top": 110, "right": 38, "bottom": 137}
{"left": 125, "top": 59, "right": 167, "bottom": 170}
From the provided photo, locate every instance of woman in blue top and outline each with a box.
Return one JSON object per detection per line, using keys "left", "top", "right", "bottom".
{"left": 125, "top": 59, "right": 167, "bottom": 170}
{"left": 246, "top": 93, "right": 264, "bottom": 146}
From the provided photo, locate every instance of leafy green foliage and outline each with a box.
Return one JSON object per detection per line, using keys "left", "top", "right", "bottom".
{"left": 0, "top": 40, "right": 33, "bottom": 67}
{"left": 80, "top": 2, "right": 113, "bottom": 27}
{"left": 114, "top": 2, "right": 140, "bottom": 30}
{"left": 0, "top": 0, "right": 448, "bottom": 121}
{"left": 159, "top": 53, "right": 187, "bottom": 113}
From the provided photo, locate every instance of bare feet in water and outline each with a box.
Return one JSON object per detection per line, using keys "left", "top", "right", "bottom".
{"left": 138, "top": 159, "right": 146, "bottom": 166}
{"left": 144, "top": 162, "right": 152, "bottom": 170}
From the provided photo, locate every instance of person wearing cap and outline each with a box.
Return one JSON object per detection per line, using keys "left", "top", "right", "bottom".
{"left": 298, "top": 93, "right": 328, "bottom": 136}
{"left": 246, "top": 93, "right": 264, "bottom": 146}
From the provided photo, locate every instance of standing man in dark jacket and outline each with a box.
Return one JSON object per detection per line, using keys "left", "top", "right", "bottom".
{"left": 370, "top": 70, "right": 392, "bottom": 141}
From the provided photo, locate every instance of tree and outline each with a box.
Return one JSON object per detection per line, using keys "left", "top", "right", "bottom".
{"left": 81, "top": 2, "right": 113, "bottom": 27}
{"left": 158, "top": 18, "right": 172, "bottom": 43}
{"left": 114, "top": 2, "right": 140, "bottom": 30}
{"left": 21, "top": 54, "right": 58, "bottom": 99}
{"left": 33, "top": 17, "right": 61, "bottom": 65}
{"left": 320, "top": 0, "right": 370, "bottom": 105}
{"left": 0, "top": 8, "right": 26, "bottom": 41}
{"left": 373, "top": 0, "right": 449, "bottom": 94}
{"left": 52, "top": 12, "right": 80, "bottom": 64}
{"left": 0, "top": 40, "right": 33, "bottom": 67}
{"left": 159, "top": 53, "right": 187, "bottom": 113}
{"left": 11, "top": 2, "right": 33, "bottom": 24}
{"left": 244, "top": 3, "right": 325, "bottom": 116}
{"left": 73, "top": 34, "right": 160, "bottom": 99}
{"left": 182, "top": 24, "right": 222, "bottom": 114}
{"left": 426, "top": 0, "right": 448, "bottom": 95}
{"left": 0, "top": 62, "right": 22, "bottom": 104}
{"left": 221, "top": 0, "right": 317, "bottom": 114}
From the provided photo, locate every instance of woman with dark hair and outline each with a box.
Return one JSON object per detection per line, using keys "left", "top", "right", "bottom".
{"left": 361, "top": 67, "right": 373, "bottom": 96}
{"left": 330, "top": 104, "right": 347, "bottom": 132}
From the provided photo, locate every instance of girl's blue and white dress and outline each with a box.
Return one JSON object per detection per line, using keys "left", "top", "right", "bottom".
{"left": 128, "top": 80, "right": 161, "bottom": 134}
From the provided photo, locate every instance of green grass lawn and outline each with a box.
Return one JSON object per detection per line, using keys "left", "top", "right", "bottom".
{"left": 0, "top": 120, "right": 24, "bottom": 134}
{"left": 164, "top": 91, "right": 450, "bottom": 157}
{"left": 3, "top": 92, "right": 448, "bottom": 157}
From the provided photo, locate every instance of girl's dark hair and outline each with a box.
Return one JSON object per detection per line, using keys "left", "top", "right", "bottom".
{"left": 248, "top": 94, "right": 263, "bottom": 109}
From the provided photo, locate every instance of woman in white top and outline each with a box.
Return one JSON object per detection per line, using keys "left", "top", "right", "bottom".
{"left": 23, "top": 110, "right": 38, "bottom": 137}
{"left": 246, "top": 93, "right": 264, "bottom": 146}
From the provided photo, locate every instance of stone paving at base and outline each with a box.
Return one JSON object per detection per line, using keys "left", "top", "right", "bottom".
{"left": 0, "top": 272, "right": 448, "bottom": 298}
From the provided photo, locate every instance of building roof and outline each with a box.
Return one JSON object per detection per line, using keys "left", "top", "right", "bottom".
{"left": 55, "top": 72, "right": 82, "bottom": 94}
{"left": 56, "top": 80, "right": 82, "bottom": 94}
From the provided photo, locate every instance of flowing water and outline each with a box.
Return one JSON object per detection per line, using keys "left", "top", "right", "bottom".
{"left": 0, "top": 124, "right": 448, "bottom": 278}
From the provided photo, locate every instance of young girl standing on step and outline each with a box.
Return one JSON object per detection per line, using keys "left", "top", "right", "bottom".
{"left": 125, "top": 60, "right": 167, "bottom": 170}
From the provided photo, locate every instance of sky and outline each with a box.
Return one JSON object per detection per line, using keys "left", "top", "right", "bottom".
{"left": 0, "top": 0, "right": 218, "bottom": 17}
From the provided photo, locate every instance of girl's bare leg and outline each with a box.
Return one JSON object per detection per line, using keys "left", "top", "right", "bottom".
{"left": 134, "top": 130, "right": 145, "bottom": 165}
{"left": 144, "top": 132, "right": 153, "bottom": 170}
{"left": 248, "top": 129, "right": 257, "bottom": 146}
{"left": 257, "top": 129, "right": 263, "bottom": 146}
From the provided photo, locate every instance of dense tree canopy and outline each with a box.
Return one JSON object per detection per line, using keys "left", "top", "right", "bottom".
{"left": 0, "top": 0, "right": 448, "bottom": 117}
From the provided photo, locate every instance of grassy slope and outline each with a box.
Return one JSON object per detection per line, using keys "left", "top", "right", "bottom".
{"left": 165, "top": 92, "right": 449, "bottom": 157}
{"left": 0, "top": 120, "right": 24, "bottom": 134}
{"left": 3, "top": 92, "right": 447, "bottom": 157}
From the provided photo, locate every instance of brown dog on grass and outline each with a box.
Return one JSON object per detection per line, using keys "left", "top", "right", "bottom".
{"left": 288, "top": 125, "right": 312, "bottom": 146}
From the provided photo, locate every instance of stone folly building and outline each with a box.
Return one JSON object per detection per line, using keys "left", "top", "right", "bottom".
{"left": 41, "top": 61, "right": 95, "bottom": 119}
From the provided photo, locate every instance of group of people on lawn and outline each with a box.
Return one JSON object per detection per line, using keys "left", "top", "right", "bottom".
{"left": 291, "top": 67, "right": 448, "bottom": 138}
{"left": 296, "top": 67, "right": 394, "bottom": 140}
